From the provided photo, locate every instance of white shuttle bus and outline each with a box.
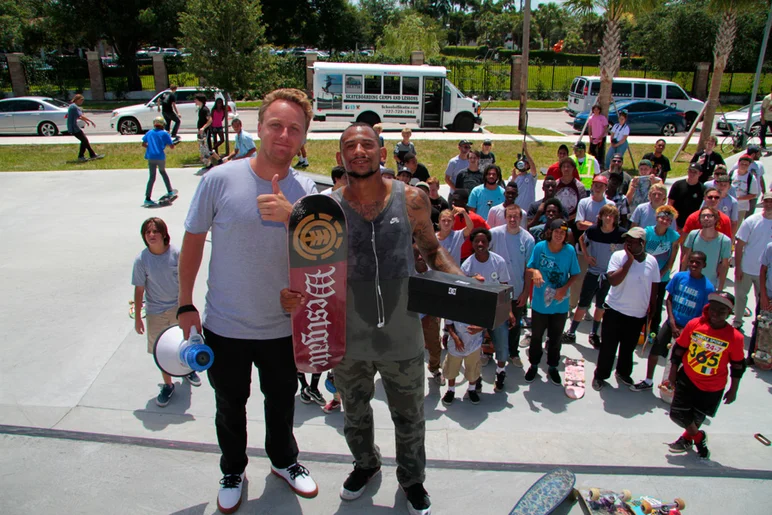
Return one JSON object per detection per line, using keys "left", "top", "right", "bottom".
{"left": 312, "top": 62, "right": 482, "bottom": 131}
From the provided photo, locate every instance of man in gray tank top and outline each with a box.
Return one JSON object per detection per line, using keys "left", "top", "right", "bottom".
{"left": 282, "top": 123, "right": 463, "bottom": 515}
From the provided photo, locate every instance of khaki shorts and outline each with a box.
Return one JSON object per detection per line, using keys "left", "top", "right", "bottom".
{"left": 442, "top": 350, "right": 481, "bottom": 383}
{"left": 146, "top": 306, "right": 178, "bottom": 353}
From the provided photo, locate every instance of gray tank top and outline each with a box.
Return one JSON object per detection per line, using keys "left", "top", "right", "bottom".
{"left": 332, "top": 180, "right": 423, "bottom": 361}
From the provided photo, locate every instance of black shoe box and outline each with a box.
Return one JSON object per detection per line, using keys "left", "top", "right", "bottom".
{"left": 408, "top": 270, "right": 513, "bottom": 329}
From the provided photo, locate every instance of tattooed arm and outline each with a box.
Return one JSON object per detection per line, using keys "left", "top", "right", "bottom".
{"left": 406, "top": 186, "right": 463, "bottom": 275}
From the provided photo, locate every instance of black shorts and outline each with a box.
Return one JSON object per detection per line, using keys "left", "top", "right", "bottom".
{"left": 671, "top": 368, "right": 723, "bottom": 419}
{"left": 210, "top": 127, "right": 224, "bottom": 135}
{"left": 578, "top": 272, "right": 611, "bottom": 309}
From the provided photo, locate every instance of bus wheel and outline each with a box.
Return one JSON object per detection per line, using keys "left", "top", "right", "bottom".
{"left": 452, "top": 113, "right": 475, "bottom": 132}
{"left": 357, "top": 112, "right": 380, "bottom": 126}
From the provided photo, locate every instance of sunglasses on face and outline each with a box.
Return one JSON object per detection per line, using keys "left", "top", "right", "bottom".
{"left": 706, "top": 195, "right": 720, "bottom": 200}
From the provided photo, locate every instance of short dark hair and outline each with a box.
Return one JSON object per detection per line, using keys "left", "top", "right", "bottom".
{"left": 470, "top": 150, "right": 482, "bottom": 159}
{"left": 340, "top": 122, "right": 379, "bottom": 150}
{"left": 194, "top": 93, "right": 207, "bottom": 104}
{"left": 559, "top": 156, "right": 577, "bottom": 170}
{"left": 331, "top": 166, "right": 346, "bottom": 181}
{"left": 544, "top": 197, "right": 563, "bottom": 212}
{"left": 469, "top": 226, "right": 492, "bottom": 243}
{"left": 557, "top": 144, "right": 569, "bottom": 155}
{"left": 141, "top": 217, "right": 170, "bottom": 247}
{"left": 689, "top": 250, "right": 708, "bottom": 264}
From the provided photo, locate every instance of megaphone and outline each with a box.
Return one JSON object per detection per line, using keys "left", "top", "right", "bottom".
{"left": 153, "top": 325, "right": 214, "bottom": 377}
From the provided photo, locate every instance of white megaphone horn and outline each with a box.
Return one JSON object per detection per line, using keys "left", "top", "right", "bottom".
{"left": 153, "top": 325, "right": 214, "bottom": 377}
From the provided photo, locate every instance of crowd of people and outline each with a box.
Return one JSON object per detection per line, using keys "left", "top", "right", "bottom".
{"left": 128, "top": 89, "right": 768, "bottom": 514}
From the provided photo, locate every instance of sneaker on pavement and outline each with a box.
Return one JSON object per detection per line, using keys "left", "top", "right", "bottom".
{"left": 668, "top": 436, "right": 692, "bottom": 453}
{"left": 588, "top": 333, "right": 601, "bottom": 349}
{"left": 615, "top": 372, "right": 634, "bottom": 387}
{"left": 217, "top": 472, "right": 245, "bottom": 514}
{"left": 525, "top": 366, "right": 538, "bottom": 383}
{"left": 271, "top": 463, "right": 318, "bottom": 498}
{"left": 441, "top": 390, "right": 455, "bottom": 406}
{"left": 186, "top": 371, "right": 202, "bottom": 387}
{"left": 299, "top": 388, "right": 312, "bottom": 404}
{"left": 695, "top": 431, "right": 710, "bottom": 459}
{"left": 156, "top": 383, "right": 174, "bottom": 407}
{"left": 468, "top": 389, "right": 480, "bottom": 404}
{"left": 143, "top": 199, "right": 157, "bottom": 207}
{"left": 510, "top": 356, "right": 524, "bottom": 368}
{"left": 592, "top": 377, "right": 606, "bottom": 391}
{"left": 91, "top": 154, "right": 105, "bottom": 160}
{"left": 403, "top": 483, "right": 431, "bottom": 515}
{"left": 322, "top": 398, "right": 341, "bottom": 413}
{"left": 432, "top": 370, "right": 446, "bottom": 386}
{"left": 560, "top": 332, "right": 576, "bottom": 344}
{"left": 548, "top": 367, "right": 561, "bottom": 386}
{"left": 476, "top": 376, "right": 483, "bottom": 392}
{"left": 630, "top": 380, "right": 653, "bottom": 392}
{"left": 340, "top": 463, "right": 381, "bottom": 500}
{"left": 304, "top": 386, "right": 325, "bottom": 406}
{"left": 494, "top": 370, "right": 506, "bottom": 391}
{"left": 166, "top": 188, "right": 179, "bottom": 198}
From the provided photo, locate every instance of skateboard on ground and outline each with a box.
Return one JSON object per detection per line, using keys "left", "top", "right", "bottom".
{"left": 288, "top": 194, "right": 347, "bottom": 374}
{"left": 565, "top": 357, "right": 585, "bottom": 399}
{"left": 129, "top": 300, "right": 145, "bottom": 319}
{"left": 157, "top": 191, "right": 178, "bottom": 206}
{"left": 578, "top": 488, "right": 685, "bottom": 515}
{"left": 509, "top": 468, "right": 576, "bottom": 515}
{"left": 752, "top": 310, "right": 772, "bottom": 370}
{"left": 658, "top": 343, "right": 675, "bottom": 404}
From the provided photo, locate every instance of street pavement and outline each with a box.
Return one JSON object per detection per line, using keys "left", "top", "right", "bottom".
{"left": 1, "top": 154, "right": 771, "bottom": 513}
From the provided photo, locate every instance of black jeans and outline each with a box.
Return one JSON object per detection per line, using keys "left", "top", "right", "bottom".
{"left": 204, "top": 328, "right": 299, "bottom": 475}
{"left": 761, "top": 119, "right": 769, "bottom": 149}
{"left": 72, "top": 130, "right": 95, "bottom": 158}
{"left": 595, "top": 306, "right": 647, "bottom": 381}
{"left": 650, "top": 280, "right": 668, "bottom": 335}
{"left": 163, "top": 112, "right": 180, "bottom": 137}
{"left": 508, "top": 302, "right": 527, "bottom": 358}
{"left": 590, "top": 138, "right": 606, "bottom": 170}
{"left": 529, "top": 310, "right": 568, "bottom": 368}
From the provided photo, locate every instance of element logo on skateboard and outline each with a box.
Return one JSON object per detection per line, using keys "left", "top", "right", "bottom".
{"left": 289, "top": 195, "right": 348, "bottom": 374}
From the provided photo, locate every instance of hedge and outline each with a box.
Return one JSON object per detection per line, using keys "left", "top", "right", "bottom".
{"left": 441, "top": 47, "right": 648, "bottom": 68}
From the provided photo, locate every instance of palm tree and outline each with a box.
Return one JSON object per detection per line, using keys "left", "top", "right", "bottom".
{"left": 565, "top": 0, "right": 659, "bottom": 116}
{"left": 697, "top": 0, "right": 756, "bottom": 152}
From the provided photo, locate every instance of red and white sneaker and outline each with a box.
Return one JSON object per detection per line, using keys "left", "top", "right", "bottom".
{"left": 217, "top": 472, "right": 245, "bottom": 514}
{"left": 323, "top": 399, "right": 342, "bottom": 413}
{"left": 271, "top": 463, "right": 318, "bottom": 498}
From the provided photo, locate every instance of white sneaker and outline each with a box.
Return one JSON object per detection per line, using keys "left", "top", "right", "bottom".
{"left": 217, "top": 472, "right": 245, "bottom": 514}
{"left": 271, "top": 463, "right": 318, "bottom": 498}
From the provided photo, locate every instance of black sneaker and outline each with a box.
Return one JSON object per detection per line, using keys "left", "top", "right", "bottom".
{"left": 403, "top": 483, "right": 431, "bottom": 515}
{"left": 560, "top": 332, "right": 576, "bottom": 344}
{"left": 695, "top": 431, "right": 710, "bottom": 459}
{"left": 304, "top": 386, "right": 325, "bottom": 406}
{"left": 156, "top": 383, "right": 174, "bottom": 407}
{"left": 588, "top": 333, "right": 601, "bottom": 349}
{"left": 476, "top": 376, "right": 483, "bottom": 392}
{"left": 630, "top": 380, "right": 653, "bottom": 392}
{"left": 441, "top": 390, "right": 455, "bottom": 406}
{"left": 615, "top": 372, "right": 634, "bottom": 387}
{"left": 468, "top": 389, "right": 480, "bottom": 404}
{"left": 592, "top": 377, "right": 606, "bottom": 391}
{"left": 340, "top": 463, "right": 381, "bottom": 500}
{"left": 548, "top": 367, "right": 561, "bottom": 386}
{"left": 494, "top": 370, "right": 506, "bottom": 391}
{"left": 668, "top": 436, "right": 692, "bottom": 453}
{"left": 299, "top": 388, "right": 312, "bottom": 404}
{"left": 525, "top": 366, "right": 538, "bottom": 383}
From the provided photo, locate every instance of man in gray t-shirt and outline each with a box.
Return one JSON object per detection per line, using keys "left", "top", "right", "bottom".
{"left": 177, "top": 90, "right": 319, "bottom": 512}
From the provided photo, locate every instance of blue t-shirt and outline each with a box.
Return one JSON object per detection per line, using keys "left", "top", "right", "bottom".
{"left": 644, "top": 226, "right": 680, "bottom": 282}
{"left": 142, "top": 128, "right": 173, "bottom": 161}
{"left": 527, "top": 240, "right": 580, "bottom": 314}
{"left": 67, "top": 103, "right": 81, "bottom": 134}
{"left": 235, "top": 129, "right": 256, "bottom": 157}
{"left": 666, "top": 271, "right": 714, "bottom": 327}
{"left": 468, "top": 184, "right": 505, "bottom": 220}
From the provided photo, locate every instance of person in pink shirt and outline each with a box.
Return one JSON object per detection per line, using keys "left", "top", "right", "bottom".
{"left": 209, "top": 98, "right": 227, "bottom": 154}
{"left": 587, "top": 104, "right": 608, "bottom": 168}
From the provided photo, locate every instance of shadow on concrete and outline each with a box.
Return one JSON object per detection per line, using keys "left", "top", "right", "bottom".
{"left": 132, "top": 380, "right": 195, "bottom": 431}
{"left": 522, "top": 377, "right": 572, "bottom": 415}
{"left": 330, "top": 472, "right": 403, "bottom": 514}
{"left": 598, "top": 384, "right": 656, "bottom": 419}
{"left": 439, "top": 387, "right": 514, "bottom": 430}
{"left": 236, "top": 474, "right": 305, "bottom": 515}
{"left": 169, "top": 502, "right": 208, "bottom": 515}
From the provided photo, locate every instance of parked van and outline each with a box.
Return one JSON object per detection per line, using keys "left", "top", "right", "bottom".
{"left": 566, "top": 76, "right": 703, "bottom": 127}
{"left": 312, "top": 62, "right": 482, "bottom": 131}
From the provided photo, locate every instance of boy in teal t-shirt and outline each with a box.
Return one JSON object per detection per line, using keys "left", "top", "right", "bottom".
{"left": 141, "top": 116, "right": 177, "bottom": 207}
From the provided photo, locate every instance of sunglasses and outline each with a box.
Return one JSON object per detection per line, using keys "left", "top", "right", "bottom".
{"left": 706, "top": 195, "right": 720, "bottom": 200}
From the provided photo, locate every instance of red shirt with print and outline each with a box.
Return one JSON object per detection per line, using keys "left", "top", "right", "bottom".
{"left": 454, "top": 211, "right": 489, "bottom": 261}
{"left": 546, "top": 161, "right": 580, "bottom": 181}
{"left": 681, "top": 210, "right": 733, "bottom": 239}
{"left": 675, "top": 306, "right": 745, "bottom": 392}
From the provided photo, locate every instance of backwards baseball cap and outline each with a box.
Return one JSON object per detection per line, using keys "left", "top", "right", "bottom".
{"left": 592, "top": 175, "right": 609, "bottom": 185}
{"left": 747, "top": 145, "right": 760, "bottom": 154}
{"left": 708, "top": 291, "right": 735, "bottom": 310}
{"left": 738, "top": 154, "right": 753, "bottom": 162}
{"left": 622, "top": 227, "right": 647, "bottom": 241}
{"left": 397, "top": 164, "right": 413, "bottom": 175}
{"left": 549, "top": 218, "right": 569, "bottom": 231}
{"left": 483, "top": 139, "right": 493, "bottom": 145}
{"left": 688, "top": 162, "right": 702, "bottom": 171}
{"left": 415, "top": 181, "right": 429, "bottom": 190}
{"left": 639, "top": 159, "right": 653, "bottom": 168}
{"left": 458, "top": 139, "right": 472, "bottom": 146}
{"left": 574, "top": 141, "right": 586, "bottom": 150}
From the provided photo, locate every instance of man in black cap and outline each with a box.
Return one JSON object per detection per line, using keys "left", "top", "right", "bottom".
{"left": 600, "top": 153, "right": 632, "bottom": 195}
{"left": 480, "top": 139, "right": 496, "bottom": 170}
{"left": 445, "top": 139, "right": 472, "bottom": 192}
{"left": 397, "top": 164, "right": 415, "bottom": 185}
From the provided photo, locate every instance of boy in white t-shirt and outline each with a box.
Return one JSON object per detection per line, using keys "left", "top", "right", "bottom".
{"left": 441, "top": 320, "right": 484, "bottom": 405}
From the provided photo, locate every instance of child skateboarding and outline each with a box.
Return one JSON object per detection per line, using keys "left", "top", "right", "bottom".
{"left": 141, "top": 117, "right": 177, "bottom": 207}
{"left": 132, "top": 217, "right": 201, "bottom": 407}
{"left": 667, "top": 291, "right": 745, "bottom": 459}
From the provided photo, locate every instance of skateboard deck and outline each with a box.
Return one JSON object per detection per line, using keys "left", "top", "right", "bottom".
{"left": 157, "top": 193, "right": 178, "bottom": 206}
{"left": 565, "top": 357, "right": 585, "bottom": 399}
{"left": 753, "top": 310, "right": 772, "bottom": 370}
{"left": 509, "top": 468, "right": 576, "bottom": 515}
{"left": 288, "top": 194, "right": 347, "bottom": 374}
{"left": 578, "top": 488, "right": 685, "bottom": 515}
{"left": 658, "top": 343, "right": 675, "bottom": 404}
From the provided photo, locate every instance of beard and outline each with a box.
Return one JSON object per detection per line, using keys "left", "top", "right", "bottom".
{"left": 347, "top": 167, "right": 379, "bottom": 180}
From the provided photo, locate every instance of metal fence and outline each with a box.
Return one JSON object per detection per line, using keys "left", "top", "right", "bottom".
{"left": 0, "top": 55, "right": 10, "bottom": 95}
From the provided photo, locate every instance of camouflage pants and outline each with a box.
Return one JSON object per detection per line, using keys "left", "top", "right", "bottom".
{"left": 334, "top": 353, "right": 426, "bottom": 487}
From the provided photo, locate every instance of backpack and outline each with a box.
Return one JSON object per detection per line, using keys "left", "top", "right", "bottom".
{"left": 729, "top": 169, "right": 753, "bottom": 195}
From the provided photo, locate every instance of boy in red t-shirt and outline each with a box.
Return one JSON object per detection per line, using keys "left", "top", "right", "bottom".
{"left": 667, "top": 291, "right": 745, "bottom": 459}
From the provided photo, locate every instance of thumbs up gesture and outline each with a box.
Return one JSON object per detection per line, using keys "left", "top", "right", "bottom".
{"left": 257, "top": 174, "right": 292, "bottom": 223}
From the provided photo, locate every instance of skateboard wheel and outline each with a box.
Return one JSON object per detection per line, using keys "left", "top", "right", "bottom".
{"left": 620, "top": 489, "right": 632, "bottom": 502}
{"left": 589, "top": 487, "right": 601, "bottom": 501}
{"left": 641, "top": 499, "right": 653, "bottom": 513}
{"left": 674, "top": 498, "right": 686, "bottom": 509}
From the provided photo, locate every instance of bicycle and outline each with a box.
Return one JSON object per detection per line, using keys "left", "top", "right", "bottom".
{"left": 721, "top": 126, "right": 760, "bottom": 154}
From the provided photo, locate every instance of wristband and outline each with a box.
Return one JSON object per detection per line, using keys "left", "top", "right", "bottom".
{"left": 176, "top": 304, "right": 198, "bottom": 319}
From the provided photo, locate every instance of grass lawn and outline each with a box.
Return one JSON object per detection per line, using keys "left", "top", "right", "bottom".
{"left": 484, "top": 125, "right": 564, "bottom": 136}
{"left": 0, "top": 139, "right": 699, "bottom": 180}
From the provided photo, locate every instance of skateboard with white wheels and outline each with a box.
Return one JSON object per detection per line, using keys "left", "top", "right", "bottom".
{"left": 564, "top": 357, "right": 585, "bottom": 399}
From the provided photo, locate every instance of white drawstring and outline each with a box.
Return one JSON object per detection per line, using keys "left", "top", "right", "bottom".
{"left": 371, "top": 222, "right": 385, "bottom": 328}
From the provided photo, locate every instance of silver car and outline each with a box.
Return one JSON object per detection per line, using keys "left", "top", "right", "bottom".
{"left": 0, "top": 96, "right": 83, "bottom": 136}
{"left": 716, "top": 102, "right": 762, "bottom": 135}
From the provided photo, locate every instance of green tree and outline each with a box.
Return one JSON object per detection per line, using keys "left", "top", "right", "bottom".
{"left": 0, "top": 0, "right": 33, "bottom": 51}
{"left": 533, "top": 2, "right": 566, "bottom": 48}
{"left": 359, "top": 0, "right": 400, "bottom": 47}
{"left": 378, "top": 13, "right": 442, "bottom": 60}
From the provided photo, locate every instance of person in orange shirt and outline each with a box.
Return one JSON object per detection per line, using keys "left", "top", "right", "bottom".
{"left": 679, "top": 188, "right": 733, "bottom": 240}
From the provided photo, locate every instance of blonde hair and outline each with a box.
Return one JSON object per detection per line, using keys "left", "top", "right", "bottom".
{"left": 401, "top": 128, "right": 412, "bottom": 136}
{"left": 72, "top": 94, "right": 84, "bottom": 103}
{"left": 439, "top": 209, "right": 454, "bottom": 220}
{"left": 259, "top": 88, "right": 312, "bottom": 129}
{"left": 373, "top": 123, "right": 383, "bottom": 134}
{"left": 656, "top": 204, "right": 679, "bottom": 219}
{"left": 649, "top": 183, "right": 667, "bottom": 195}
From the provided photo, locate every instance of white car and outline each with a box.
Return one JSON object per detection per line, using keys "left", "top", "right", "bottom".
{"left": 109, "top": 87, "right": 238, "bottom": 134}
{"left": 716, "top": 102, "right": 762, "bottom": 135}
{"left": 0, "top": 96, "right": 84, "bottom": 136}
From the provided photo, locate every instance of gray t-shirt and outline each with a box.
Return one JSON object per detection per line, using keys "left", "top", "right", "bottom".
{"left": 631, "top": 202, "right": 657, "bottom": 228}
{"left": 461, "top": 251, "right": 510, "bottom": 285}
{"left": 184, "top": 160, "right": 317, "bottom": 339}
{"left": 576, "top": 196, "right": 613, "bottom": 225}
{"left": 438, "top": 229, "right": 465, "bottom": 265}
{"left": 131, "top": 245, "right": 180, "bottom": 315}
{"left": 490, "top": 226, "right": 535, "bottom": 298}
{"left": 445, "top": 156, "right": 469, "bottom": 189}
